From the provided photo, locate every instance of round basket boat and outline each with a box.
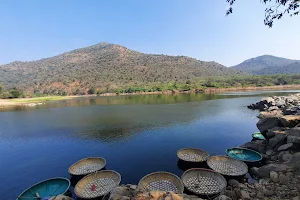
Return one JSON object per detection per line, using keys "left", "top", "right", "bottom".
{"left": 138, "top": 172, "right": 184, "bottom": 194}
{"left": 207, "top": 156, "right": 248, "bottom": 176}
{"left": 181, "top": 168, "right": 227, "bottom": 196}
{"left": 252, "top": 132, "right": 266, "bottom": 140}
{"left": 68, "top": 157, "right": 106, "bottom": 176}
{"left": 18, "top": 177, "right": 70, "bottom": 200}
{"left": 226, "top": 147, "right": 262, "bottom": 162}
{"left": 177, "top": 148, "right": 210, "bottom": 162}
{"left": 74, "top": 170, "right": 121, "bottom": 199}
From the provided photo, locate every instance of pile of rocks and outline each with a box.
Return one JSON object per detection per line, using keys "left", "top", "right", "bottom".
{"left": 106, "top": 185, "right": 204, "bottom": 200}
{"left": 231, "top": 93, "right": 300, "bottom": 200}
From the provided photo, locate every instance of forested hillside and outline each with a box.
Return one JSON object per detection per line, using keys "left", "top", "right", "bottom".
{"left": 0, "top": 42, "right": 243, "bottom": 96}
{"left": 232, "top": 55, "right": 300, "bottom": 75}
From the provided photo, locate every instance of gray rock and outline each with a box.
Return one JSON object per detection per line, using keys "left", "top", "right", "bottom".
{"left": 240, "top": 140, "right": 267, "bottom": 153}
{"left": 263, "top": 188, "right": 274, "bottom": 196}
{"left": 256, "top": 163, "right": 293, "bottom": 178}
{"left": 271, "top": 155, "right": 278, "bottom": 161}
{"left": 289, "top": 152, "right": 300, "bottom": 165}
{"left": 266, "top": 131, "right": 276, "bottom": 139}
{"left": 269, "top": 134, "right": 286, "bottom": 148}
{"left": 282, "top": 152, "right": 293, "bottom": 162}
{"left": 266, "top": 149, "right": 274, "bottom": 156}
{"left": 279, "top": 173, "right": 290, "bottom": 184}
{"left": 280, "top": 115, "right": 300, "bottom": 128}
{"left": 256, "top": 192, "right": 264, "bottom": 199}
{"left": 278, "top": 151, "right": 286, "bottom": 162}
{"left": 258, "top": 110, "right": 283, "bottom": 119}
{"left": 268, "top": 106, "right": 279, "bottom": 111}
{"left": 213, "top": 195, "right": 232, "bottom": 200}
{"left": 257, "top": 117, "right": 281, "bottom": 132}
{"left": 270, "top": 171, "right": 279, "bottom": 183}
{"left": 278, "top": 143, "right": 293, "bottom": 151}
{"left": 120, "top": 196, "right": 130, "bottom": 200}
{"left": 238, "top": 183, "right": 247, "bottom": 189}
{"left": 240, "top": 190, "right": 251, "bottom": 200}
{"left": 228, "top": 179, "right": 239, "bottom": 187}
{"left": 287, "top": 136, "right": 300, "bottom": 144}
{"left": 129, "top": 185, "right": 137, "bottom": 190}
{"left": 292, "top": 197, "right": 300, "bottom": 200}
{"left": 276, "top": 99, "right": 285, "bottom": 107}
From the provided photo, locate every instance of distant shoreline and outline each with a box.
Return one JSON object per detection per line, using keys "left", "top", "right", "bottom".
{"left": 1, "top": 84, "right": 300, "bottom": 107}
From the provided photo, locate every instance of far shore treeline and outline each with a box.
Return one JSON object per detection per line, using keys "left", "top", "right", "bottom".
{"left": 1, "top": 74, "right": 300, "bottom": 99}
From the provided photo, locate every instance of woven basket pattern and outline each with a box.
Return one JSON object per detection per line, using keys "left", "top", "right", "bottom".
{"left": 75, "top": 170, "right": 121, "bottom": 199}
{"left": 69, "top": 157, "right": 106, "bottom": 176}
{"left": 138, "top": 172, "right": 184, "bottom": 194}
{"left": 207, "top": 156, "right": 248, "bottom": 176}
{"left": 177, "top": 148, "right": 209, "bottom": 162}
{"left": 182, "top": 168, "right": 227, "bottom": 195}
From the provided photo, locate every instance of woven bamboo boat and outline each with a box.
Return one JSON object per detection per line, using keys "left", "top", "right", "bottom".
{"left": 17, "top": 177, "right": 70, "bottom": 200}
{"left": 226, "top": 147, "right": 262, "bottom": 162}
{"left": 68, "top": 157, "right": 106, "bottom": 176}
{"left": 74, "top": 170, "right": 121, "bottom": 199}
{"left": 177, "top": 148, "right": 209, "bottom": 162}
{"left": 138, "top": 172, "right": 184, "bottom": 194}
{"left": 181, "top": 168, "right": 227, "bottom": 195}
{"left": 207, "top": 156, "right": 248, "bottom": 176}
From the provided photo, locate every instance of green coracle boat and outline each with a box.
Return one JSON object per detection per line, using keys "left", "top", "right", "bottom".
{"left": 252, "top": 132, "right": 266, "bottom": 140}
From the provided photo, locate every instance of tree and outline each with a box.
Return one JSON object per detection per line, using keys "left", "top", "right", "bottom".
{"left": 0, "top": 85, "right": 2, "bottom": 93}
{"left": 226, "top": 0, "right": 299, "bottom": 27}
{"left": 88, "top": 88, "right": 96, "bottom": 94}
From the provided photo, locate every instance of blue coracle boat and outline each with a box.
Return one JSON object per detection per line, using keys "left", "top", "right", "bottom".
{"left": 252, "top": 132, "right": 266, "bottom": 140}
{"left": 226, "top": 147, "right": 262, "bottom": 162}
{"left": 17, "top": 177, "right": 70, "bottom": 200}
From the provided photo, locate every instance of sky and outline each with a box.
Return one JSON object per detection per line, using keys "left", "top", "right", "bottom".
{"left": 0, "top": 0, "right": 299, "bottom": 66}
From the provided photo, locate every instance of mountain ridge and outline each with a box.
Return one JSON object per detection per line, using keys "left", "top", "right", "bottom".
{"left": 232, "top": 55, "right": 300, "bottom": 75}
{"left": 0, "top": 42, "right": 243, "bottom": 95}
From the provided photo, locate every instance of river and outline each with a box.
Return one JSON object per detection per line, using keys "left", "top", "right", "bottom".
{"left": 0, "top": 90, "right": 299, "bottom": 199}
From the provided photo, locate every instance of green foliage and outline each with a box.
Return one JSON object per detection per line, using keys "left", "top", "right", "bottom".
{"left": 9, "top": 88, "right": 24, "bottom": 98}
{"left": 227, "top": 0, "right": 300, "bottom": 27}
{"left": 88, "top": 88, "right": 96, "bottom": 94}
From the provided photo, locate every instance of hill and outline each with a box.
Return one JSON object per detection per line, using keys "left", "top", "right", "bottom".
{"left": 232, "top": 55, "right": 300, "bottom": 75}
{"left": 0, "top": 42, "right": 243, "bottom": 95}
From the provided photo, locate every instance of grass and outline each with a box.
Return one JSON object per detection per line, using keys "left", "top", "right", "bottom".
{"left": 10, "top": 96, "right": 71, "bottom": 103}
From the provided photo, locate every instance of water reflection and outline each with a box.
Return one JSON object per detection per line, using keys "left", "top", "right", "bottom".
{"left": 2, "top": 90, "right": 300, "bottom": 112}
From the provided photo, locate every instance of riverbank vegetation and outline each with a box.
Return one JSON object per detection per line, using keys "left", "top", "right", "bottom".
{"left": 1, "top": 74, "right": 300, "bottom": 99}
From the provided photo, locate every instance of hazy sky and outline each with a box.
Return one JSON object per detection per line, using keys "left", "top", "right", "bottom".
{"left": 0, "top": 0, "right": 299, "bottom": 66}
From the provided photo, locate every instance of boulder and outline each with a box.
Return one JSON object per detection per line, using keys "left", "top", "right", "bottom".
{"left": 279, "top": 173, "right": 290, "bottom": 184}
{"left": 270, "top": 171, "right": 279, "bottom": 183}
{"left": 289, "top": 152, "right": 300, "bottom": 165}
{"left": 240, "top": 140, "right": 267, "bottom": 153}
{"left": 213, "top": 195, "right": 232, "bottom": 200}
{"left": 285, "top": 127, "right": 300, "bottom": 137}
{"left": 228, "top": 179, "right": 239, "bottom": 187}
{"left": 277, "top": 143, "right": 293, "bottom": 151}
{"left": 240, "top": 190, "right": 250, "bottom": 200}
{"left": 268, "top": 106, "right": 279, "bottom": 111}
{"left": 280, "top": 115, "right": 300, "bottom": 128}
{"left": 257, "top": 117, "right": 281, "bottom": 132}
{"left": 269, "top": 134, "right": 286, "bottom": 148}
{"left": 255, "top": 164, "right": 293, "bottom": 178}
{"left": 263, "top": 188, "right": 274, "bottom": 196}
{"left": 282, "top": 153, "right": 293, "bottom": 162}
{"left": 287, "top": 136, "right": 300, "bottom": 144}
{"left": 276, "top": 99, "right": 286, "bottom": 107}
{"left": 258, "top": 110, "right": 283, "bottom": 119}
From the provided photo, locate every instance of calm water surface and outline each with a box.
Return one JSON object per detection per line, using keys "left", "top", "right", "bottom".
{"left": 0, "top": 90, "right": 299, "bottom": 199}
